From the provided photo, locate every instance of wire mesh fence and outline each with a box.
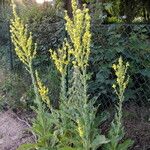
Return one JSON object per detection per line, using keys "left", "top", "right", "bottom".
{"left": 89, "top": 24, "right": 150, "bottom": 110}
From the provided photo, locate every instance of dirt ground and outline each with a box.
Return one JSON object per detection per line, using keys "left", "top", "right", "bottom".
{"left": 0, "top": 110, "right": 33, "bottom": 150}
{"left": 101, "top": 103, "right": 150, "bottom": 150}
{"left": 124, "top": 104, "right": 150, "bottom": 150}
{"left": 0, "top": 104, "right": 150, "bottom": 150}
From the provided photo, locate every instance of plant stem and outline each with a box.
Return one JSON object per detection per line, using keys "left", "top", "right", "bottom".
{"left": 29, "top": 62, "right": 42, "bottom": 111}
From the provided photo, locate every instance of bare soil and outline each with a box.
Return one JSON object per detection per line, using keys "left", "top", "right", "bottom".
{"left": 101, "top": 103, "right": 150, "bottom": 150}
{"left": 124, "top": 104, "right": 150, "bottom": 150}
{"left": 0, "top": 110, "right": 33, "bottom": 150}
{"left": 0, "top": 104, "right": 149, "bottom": 150}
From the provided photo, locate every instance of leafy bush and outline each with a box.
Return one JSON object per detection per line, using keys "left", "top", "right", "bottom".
{"left": 19, "top": 2, "right": 66, "bottom": 66}
{"left": 89, "top": 24, "right": 150, "bottom": 107}
{"left": 0, "top": 72, "right": 30, "bottom": 110}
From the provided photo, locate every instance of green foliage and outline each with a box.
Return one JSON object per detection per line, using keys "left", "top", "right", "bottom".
{"left": 107, "top": 0, "right": 120, "bottom": 17}
{"left": 104, "top": 57, "right": 133, "bottom": 150}
{"left": 87, "top": 0, "right": 150, "bottom": 23}
{"left": 90, "top": 24, "right": 150, "bottom": 107}
{"left": 0, "top": 0, "right": 12, "bottom": 69}
{"left": 19, "top": 1, "right": 65, "bottom": 66}
{"left": 0, "top": 22, "right": 9, "bottom": 46}
{"left": 0, "top": 72, "right": 30, "bottom": 110}
{"left": 0, "top": 0, "right": 12, "bottom": 22}
{"left": 18, "top": 109, "right": 59, "bottom": 150}
{"left": 107, "top": 16, "right": 122, "bottom": 23}
{"left": 0, "top": 45, "right": 8, "bottom": 69}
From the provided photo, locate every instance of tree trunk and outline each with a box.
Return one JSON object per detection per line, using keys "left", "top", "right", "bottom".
{"left": 64, "top": 0, "right": 72, "bottom": 18}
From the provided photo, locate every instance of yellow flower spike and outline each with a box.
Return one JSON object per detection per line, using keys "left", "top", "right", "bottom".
{"left": 77, "top": 120, "right": 84, "bottom": 138}
{"left": 63, "top": 0, "right": 91, "bottom": 69}
{"left": 35, "top": 71, "right": 51, "bottom": 108}
{"left": 50, "top": 40, "right": 70, "bottom": 75}
{"left": 110, "top": 57, "right": 132, "bottom": 150}
{"left": 10, "top": 2, "right": 36, "bottom": 68}
{"left": 112, "top": 57, "right": 130, "bottom": 96}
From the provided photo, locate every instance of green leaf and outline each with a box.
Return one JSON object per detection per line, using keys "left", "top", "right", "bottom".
{"left": 117, "top": 139, "right": 134, "bottom": 150}
{"left": 17, "top": 143, "right": 38, "bottom": 150}
{"left": 95, "top": 111, "right": 110, "bottom": 127}
{"left": 91, "top": 135, "right": 110, "bottom": 150}
{"left": 38, "top": 132, "right": 53, "bottom": 144}
{"left": 59, "top": 146, "right": 77, "bottom": 150}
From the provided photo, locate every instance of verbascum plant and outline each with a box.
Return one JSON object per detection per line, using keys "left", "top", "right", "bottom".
{"left": 10, "top": 2, "right": 58, "bottom": 150}
{"left": 10, "top": 1, "right": 41, "bottom": 108}
{"left": 65, "top": 3, "right": 91, "bottom": 70}
{"left": 104, "top": 57, "right": 133, "bottom": 150}
{"left": 64, "top": 1, "right": 91, "bottom": 107}
{"left": 50, "top": 1, "right": 109, "bottom": 149}
{"left": 50, "top": 34, "right": 78, "bottom": 150}
{"left": 65, "top": 1, "right": 109, "bottom": 150}
{"left": 50, "top": 39, "right": 71, "bottom": 100}
{"left": 35, "top": 71, "right": 51, "bottom": 108}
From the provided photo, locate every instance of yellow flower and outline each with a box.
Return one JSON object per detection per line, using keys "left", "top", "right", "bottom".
{"left": 112, "top": 64, "right": 117, "bottom": 70}
{"left": 10, "top": 2, "right": 36, "bottom": 67}
{"left": 112, "top": 56, "right": 129, "bottom": 95}
{"left": 35, "top": 71, "right": 50, "bottom": 108}
{"left": 63, "top": 0, "right": 91, "bottom": 69}
{"left": 50, "top": 40, "right": 70, "bottom": 75}
{"left": 112, "top": 84, "right": 116, "bottom": 89}
{"left": 77, "top": 120, "right": 84, "bottom": 138}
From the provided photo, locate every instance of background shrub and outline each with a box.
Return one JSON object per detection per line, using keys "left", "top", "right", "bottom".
{"left": 0, "top": 72, "right": 31, "bottom": 110}
{"left": 89, "top": 24, "right": 150, "bottom": 108}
